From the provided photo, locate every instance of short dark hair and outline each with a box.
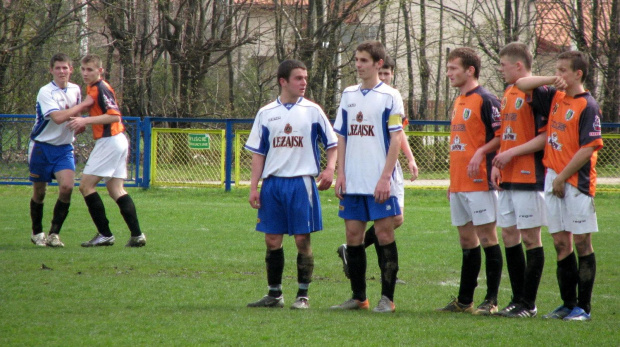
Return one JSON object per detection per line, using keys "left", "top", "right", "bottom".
{"left": 499, "top": 42, "right": 532, "bottom": 71}
{"left": 50, "top": 53, "right": 72, "bottom": 68}
{"left": 557, "top": 50, "right": 589, "bottom": 83}
{"left": 81, "top": 54, "right": 103, "bottom": 68}
{"left": 382, "top": 55, "right": 395, "bottom": 71}
{"left": 277, "top": 59, "right": 307, "bottom": 83}
{"left": 448, "top": 47, "right": 481, "bottom": 79}
{"left": 356, "top": 40, "right": 386, "bottom": 63}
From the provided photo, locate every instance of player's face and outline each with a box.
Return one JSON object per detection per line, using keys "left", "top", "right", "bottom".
{"left": 50, "top": 61, "right": 73, "bottom": 88}
{"left": 446, "top": 58, "right": 471, "bottom": 88}
{"left": 378, "top": 67, "right": 393, "bottom": 86}
{"left": 81, "top": 62, "right": 103, "bottom": 85}
{"left": 281, "top": 68, "right": 307, "bottom": 99}
{"left": 355, "top": 50, "right": 382, "bottom": 82}
{"left": 498, "top": 56, "right": 519, "bottom": 84}
{"left": 555, "top": 59, "right": 581, "bottom": 89}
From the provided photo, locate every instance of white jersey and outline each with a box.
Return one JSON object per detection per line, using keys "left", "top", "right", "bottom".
{"left": 333, "top": 82, "right": 404, "bottom": 195}
{"left": 30, "top": 81, "right": 82, "bottom": 146}
{"left": 245, "top": 97, "right": 338, "bottom": 178}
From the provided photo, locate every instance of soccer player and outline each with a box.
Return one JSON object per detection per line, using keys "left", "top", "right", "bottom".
{"left": 515, "top": 50, "right": 603, "bottom": 321}
{"left": 330, "top": 41, "right": 404, "bottom": 313}
{"left": 244, "top": 59, "right": 337, "bottom": 309}
{"left": 67, "top": 54, "right": 146, "bottom": 248}
{"left": 489, "top": 42, "right": 548, "bottom": 318}
{"left": 336, "top": 56, "right": 418, "bottom": 284}
{"left": 29, "top": 53, "right": 93, "bottom": 247}
{"left": 436, "top": 47, "right": 503, "bottom": 316}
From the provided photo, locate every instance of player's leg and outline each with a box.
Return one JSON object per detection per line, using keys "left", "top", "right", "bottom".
{"left": 292, "top": 234, "right": 313, "bottom": 309}
{"left": 248, "top": 232, "right": 286, "bottom": 308}
{"left": 79, "top": 173, "right": 115, "bottom": 247}
{"left": 373, "top": 215, "right": 398, "bottom": 312}
{"left": 473, "top": 221, "right": 502, "bottom": 315}
{"left": 572, "top": 233, "right": 595, "bottom": 319}
{"left": 496, "top": 190, "right": 524, "bottom": 315}
{"left": 28, "top": 141, "right": 49, "bottom": 246}
{"left": 507, "top": 226, "right": 545, "bottom": 317}
{"left": 106, "top": 178, "right": 145, "bottom": 247}
{"left": 45, "top": 169, "right": 75, "bottom": 247}
{"left": 542, "top": 231, "right": 577, "bottom": 319}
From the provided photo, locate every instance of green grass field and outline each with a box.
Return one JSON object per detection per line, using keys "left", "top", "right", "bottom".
{"left": 1, "top": 186, "right": 618, "bottom": 346}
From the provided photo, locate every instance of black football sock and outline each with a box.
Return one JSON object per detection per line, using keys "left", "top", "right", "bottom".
{"left": 522, "top": 247, "right": 544, "bottom": 309}
{"left": 347, "top": 245, "right": 367, "bottom": 301}
{"left": 296, "top": 253, "right": 314, "bottom": 298}
{"left": 379, "top": 241, "right": 399, "bottom": 301}
{"left": 266, "top": 248, "right": 284, "bottom": 297}
{"left": 483, "top": 244, "right": 503, "bottom": 303}
{"left": 364, "top": 225, "right": 377, "bottom": 248}
{"left": 30, "top": 199, "right": 44, "bottom": 235}
{"left": 116, "top": 194, "right": 142, "bottom": 237}
{"left": 505, "top": 243, "right": 525, "bottom": 304}
{"left": 84, "top": 192, "right": 112, "bottom": 237}
{"left": 458, "top": 246, "right": 481, "bottom": 305}
{"left": 49, "top": 199, "right": 70, "bottom": 235}
{"left": 557, "top": 252, "right": 578, "bottom": 309}
{"left": 577, "top": 253, "right": 596, "bottom": 314}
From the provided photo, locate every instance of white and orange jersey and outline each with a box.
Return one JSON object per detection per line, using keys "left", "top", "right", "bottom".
{"left": 449, "top": 86, "right": 501, "bottom": 192}
{"left": 543, "top": 91, "right": 604, "bottom": 197}
{"left": 245, "top": 97, "right": 337, "bottom": 179}
{"left": 333, "top": 82, "right": 404, "bottom": 195}
{"left": 30, "top": 81, "right": 82, "bottom": 146}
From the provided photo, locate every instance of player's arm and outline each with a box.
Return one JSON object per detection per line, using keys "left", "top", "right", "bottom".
{"left": 468, "top": 136, "right": 500, "bottom": 178}
{"left": 490, "top": 166, "right": 502, "bottom": 191}
{"left": 249, "top": 153, "right": 266, "bottom": 209}
{"left": 400, "top": 131, "right": 418, "bottom": 181}
{"left": 49, "top": 95, "right": 94, "bottom": 124}
{"left": 551, "top": 146, "right": 595, "bottom": 198}
{"left": 516, "top": 76, "right": 567, "bottom": 94}
{"left": 317, "top": 146, "right": 337, "bottom": 191}
{"left": 334, "top": 135, "right": 346, "bottom": 200}
{"left": 375, "top": 129, "right": 402, "bottom": 203}
{"left": 493, "top": 132, "right": 547, "bottom": 169}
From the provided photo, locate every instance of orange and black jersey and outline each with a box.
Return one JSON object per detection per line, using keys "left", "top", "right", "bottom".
{"left": 449, "top": 86, "right": 501, "bottom": 192}
{"left": 496, "top": 85, "right": 550, "bottom": 191}
{"left": 541, "top": 88, "right": 604, "bottom": 197}
{"left": 87, "top": 79, "right": 124, "bottom": 140}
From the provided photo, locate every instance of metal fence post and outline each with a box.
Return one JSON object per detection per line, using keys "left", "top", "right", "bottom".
{"left": 142, "top": 117, "right": 152, "bottom": 188}
{"left": 225, "top": 119, "right": 234, "bottom": 191}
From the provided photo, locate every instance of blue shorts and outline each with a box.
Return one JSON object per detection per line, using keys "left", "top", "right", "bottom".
{"left": 338, "top": 195, "right": 401, "bottom": 222}
{"left": 28, "top": 141, "right": 75, "bottom": 182}
{"left": 256, "top": 176, "right": 322, "bottom": 235}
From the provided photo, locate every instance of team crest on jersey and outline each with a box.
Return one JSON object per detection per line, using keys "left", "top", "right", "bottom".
{"left": 284, "top": 123, "right": 292, "bottom": 134}
{"left": 492, "top": 106, "right": 501, "bottom": 121}
{"left": 462, "top": 109, "right": 471, "bottom": 120}
{"left": 552, "top": 103, "right": 559, "bottom": 115}
{"left": 590, "top": 115, "right": 602, "bottom": 136}
{"left": 502, "top": 126, "right": 517, "bottom": 141}
{"left": 565, "top": 109, "right": 574, "bottom": 121}
{"left": 501, "top": 97, "right": 507, "bottom": 110}
{"left": 515, "top": 98, "right": 524, "bottom": 110}
{"left": 548, "top": 132, "right": 562, "bottom": 151}
{"left": 356, "top": 111, "right": 364, "bottom": 123}
{"left": 450, "top": 135, "right": 466, "bottom": 151}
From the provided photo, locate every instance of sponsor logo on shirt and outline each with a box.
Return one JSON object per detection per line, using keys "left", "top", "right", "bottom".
{"left": 590, "top": 115, "right": 602, "bottom": 137}
{"left": 503, "top": 113, "right": 517, "bottom": 121}
{"left": 502, "top": 126, "right": 517, "bottom": 141}
{"left": 451, "top": 124, "right": 466, "bottom": 132}
{"left": 348, "top": 124, "right": 375, "bottom": 137}
{"left": 450, "top": 135, "right": 466, "bottom": 151}
{"left": 492, "top": 106, "right": 501, "bottom": 121}
{"left": 268, "top": 116, "right": 281, "bottom": 122}
{"left": 548, "top": 132, "right": 563, "bottom": 151}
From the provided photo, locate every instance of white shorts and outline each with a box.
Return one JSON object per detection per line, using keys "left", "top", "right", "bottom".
{"left": 450, "top": 191, "right": 497, "bottom": 227}
{"left": 83, "top": 133, "right": 128, "bottom": 180}
{"left": 544, "top": 169, "right": 598, "bottom": 235}
{"left": 395, "top": 161, "right": 405, "bottom": 209}
{"left": 497, "top": 190, "right": 547, "bottom": 229}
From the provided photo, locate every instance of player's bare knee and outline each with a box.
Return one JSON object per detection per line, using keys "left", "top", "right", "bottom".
{"left": 393, "top": 214, "right": 404, "bottom": 229}
{"left": 573, "top": 234, "right": 593, "bottom": 256}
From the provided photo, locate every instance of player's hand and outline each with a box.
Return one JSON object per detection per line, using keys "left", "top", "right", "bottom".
{"left": 374, "top": 177, "right": 390, "bottom": 204}
{"left": 67, "top": 116, "right": 87, "bottom": 132}
{"left": 335, "top": 176, "right": 345, "bottom": 200}
{"left": 553, "top": 76, "right": 568, "bottom": 91}
{"left": 249, "top": 190, "right": 261, "bottom": 209}
{"left": 409, "top": 160, "right": 419, "bottom": 182}
{"left": 467, "top": 149, "right": 484, "bottom": 178}
{"left": 552, "top": 177, "right": 565, "bottom": 198}
{"left": 446, "top": 186, "right": 451, "bottom": 201}
{"left": 316, "top": 167, "right": 334, "bottom": 191}
{"left": 492, "top": 150, "right": 514, "bottom": 170}
{"left": 490, "top": 166, "right": 503, "bottom": 191}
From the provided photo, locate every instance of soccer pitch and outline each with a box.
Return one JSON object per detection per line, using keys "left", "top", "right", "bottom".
{"left": 1, "top": 186, "right": 618, "bottom": 346}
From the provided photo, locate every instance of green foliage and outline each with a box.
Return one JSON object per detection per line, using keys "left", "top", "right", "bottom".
{"left": 1, "top": 187, "right": 618, "bottom": 346}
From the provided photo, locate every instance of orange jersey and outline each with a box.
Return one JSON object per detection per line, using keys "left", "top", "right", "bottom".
{"left": 496, "top": 85, "right": 549, "bottom": 190}
{"left": 87, "top": 79, "right": 124, "bottom": 140}
{"left": 543, "top": 90, "right": 604, "bottom": 196}
{"left": 449, "top": 86, "right": 501, "bottom": 192}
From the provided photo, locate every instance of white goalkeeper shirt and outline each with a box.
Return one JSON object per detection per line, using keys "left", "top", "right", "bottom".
{"left": 245, "top": 96, "right": 337, "bottom": 179}
{"left": 333, "top": 82, "right": 404, "bottom": 196}
{"left": 30, "top": 81, "right": 82, "bottom": 146}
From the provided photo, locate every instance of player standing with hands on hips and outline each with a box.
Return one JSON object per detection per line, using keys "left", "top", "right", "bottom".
{"left": 67, "top": 54, "right": 146, "bottom": 248}
{"left": 244, "top": 59, "right": 337, "bottom": 309}
{"left": 515, "top": 51, "right": 603, "bottom": 321}
{"left": 330, "top": 41, "right": 404, "bottom": 313}
{"left": 29, "top": 53, "right": 93, "bottom": 247}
